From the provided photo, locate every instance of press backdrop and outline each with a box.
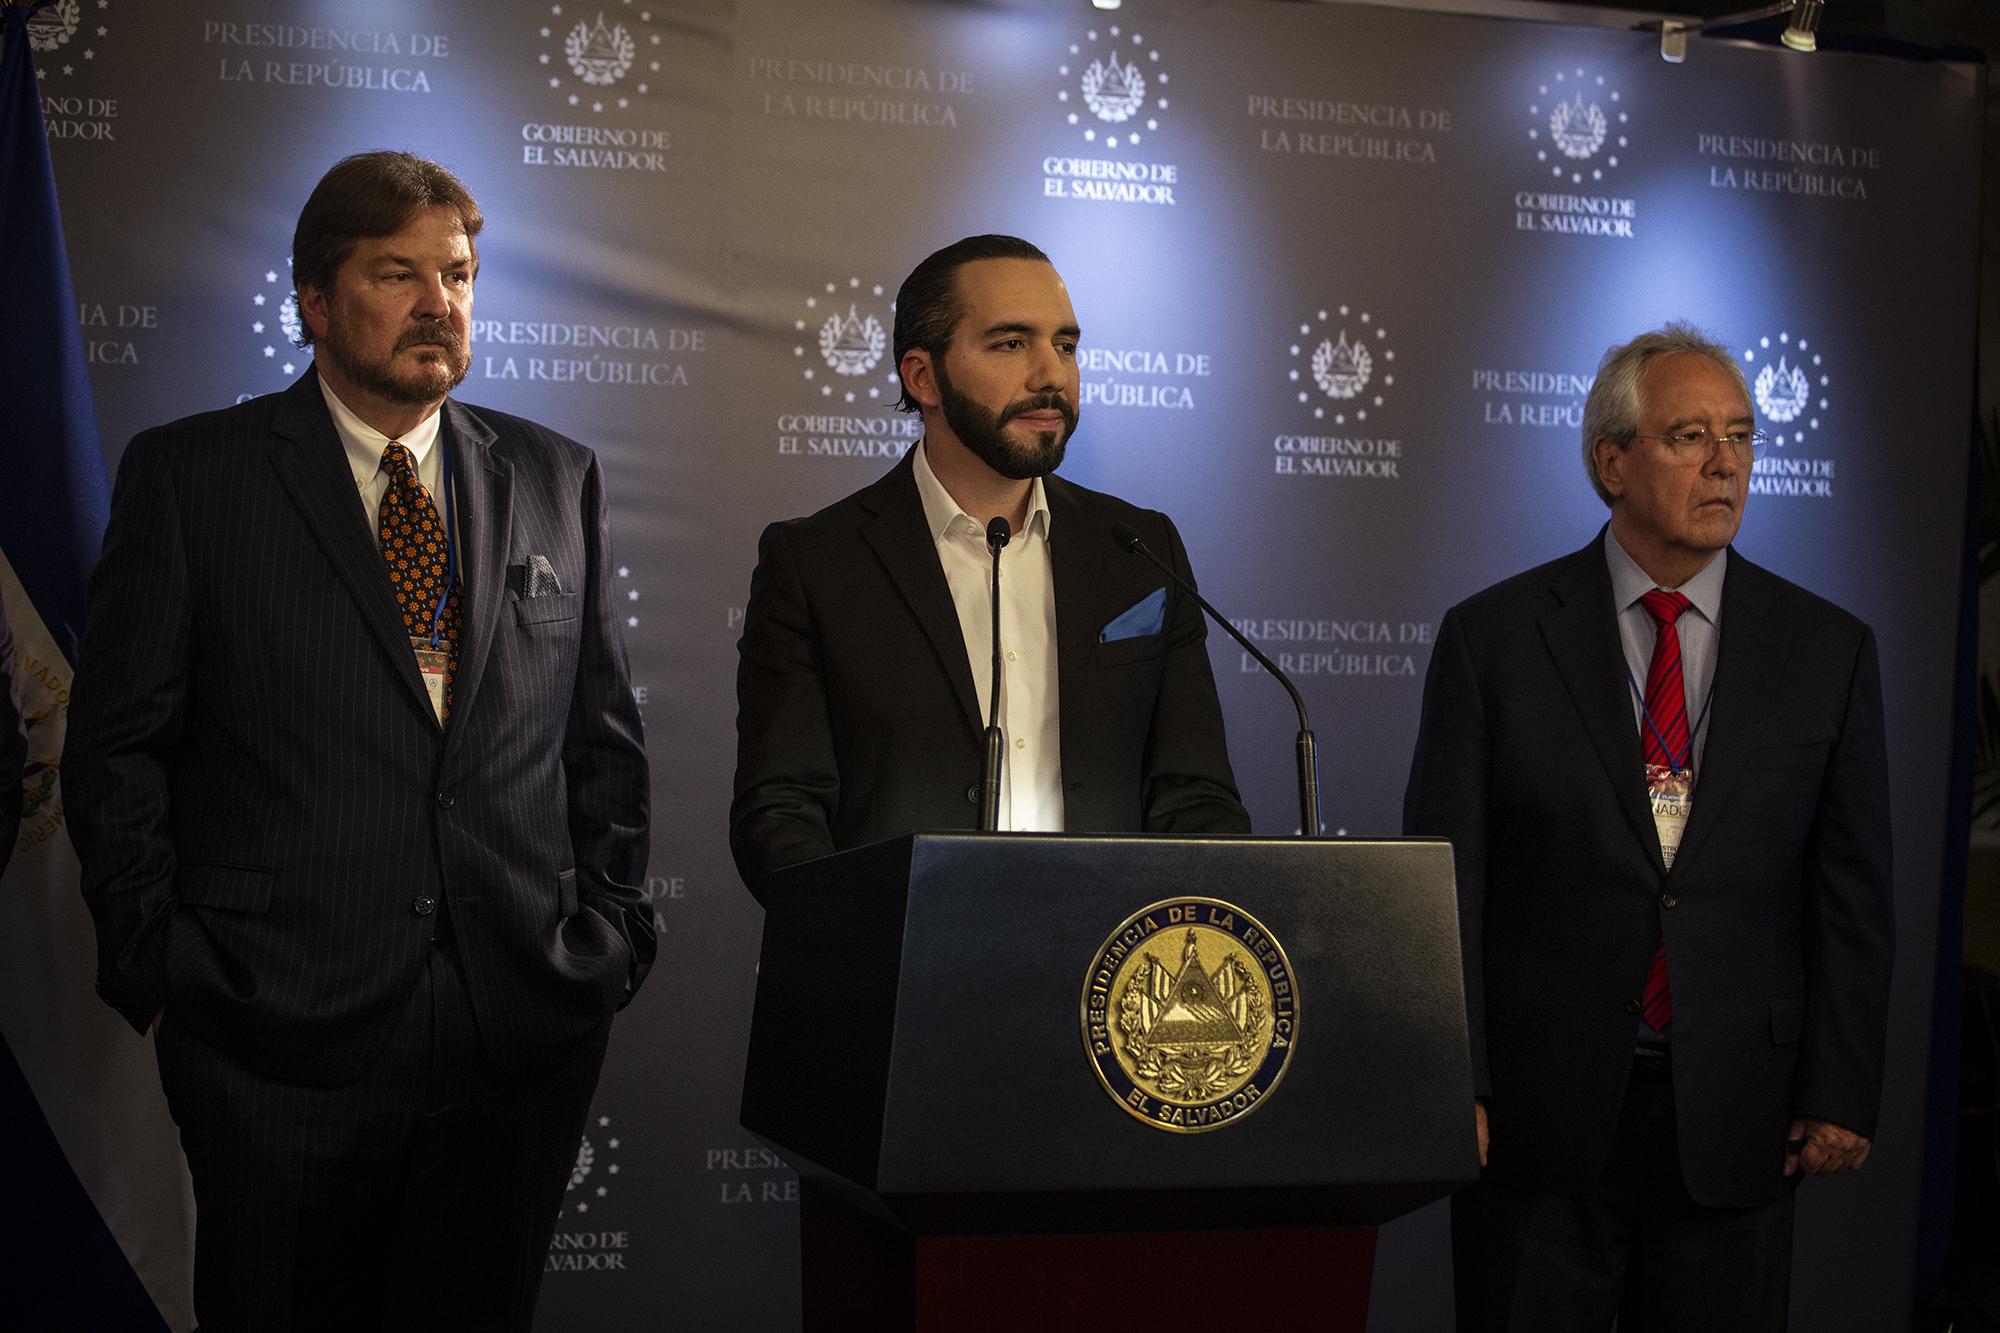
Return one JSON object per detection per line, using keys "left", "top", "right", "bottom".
{"left": 26, "top": 0, "right": 1979, "bottom": 1327}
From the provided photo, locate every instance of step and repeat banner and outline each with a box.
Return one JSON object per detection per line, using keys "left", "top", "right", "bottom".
{"left": 30, "top": 0, "right": 1978, "bottom": 1327}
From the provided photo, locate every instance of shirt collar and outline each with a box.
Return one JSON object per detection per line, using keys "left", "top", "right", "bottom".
{"left": 911, "top": 438, "right": 1052, "bottom": 545}
{"left": 318, "top": 372, "right": 444, "bottom": 492}
{"left": 1604, "top": 526, "right": 1726, "bottom": 626}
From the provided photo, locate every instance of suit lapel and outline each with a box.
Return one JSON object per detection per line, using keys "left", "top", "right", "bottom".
{"left": 1669, "top": 552, "right": 1783, "bottom": 878}
{"left": 438, "top": 401, "right": 510, "bottom": 743}
{"left": 1536, "top": 539, "right": 1661, "bottom": 863}
{"left": 267, "top": 374, "right": 433, "bottom": 720}
{"left": 859, "top": 453, "right": 983, "bottom": 738}
{"left": 1046, "top": 475, "right": 1101, "bottom": 769}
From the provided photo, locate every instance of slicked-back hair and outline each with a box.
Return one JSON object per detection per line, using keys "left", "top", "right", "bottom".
{"left": 290, "top": 151, "right": 483, "bottom": 348}
{"left": 892, "top": 234, "right": 1052, "bottom": 412}
{"left": 1580, "top": 320, "right": 1751, "bottom": 506}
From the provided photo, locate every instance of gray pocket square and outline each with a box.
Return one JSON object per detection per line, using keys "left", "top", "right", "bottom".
{"left": 525, "top": 554, "right": 563, "bottom": 597}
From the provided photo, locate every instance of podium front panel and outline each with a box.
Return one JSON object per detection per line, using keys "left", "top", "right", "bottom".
{"left": 745, "top": 834, "right": 1478, "bottom": 1231}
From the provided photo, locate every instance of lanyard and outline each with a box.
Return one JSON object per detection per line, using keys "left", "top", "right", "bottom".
{"left": 1626, "top": 663, "right": 1712, "bottom": 777}
{"left": 424, "top": 438, "right": 459, "bottom": 649}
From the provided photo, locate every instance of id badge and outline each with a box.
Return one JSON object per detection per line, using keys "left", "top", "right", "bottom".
{"left": 412, "top": 637, "right": 451, "bottom": 723}
{"left": 1646, "top": 764, "right": 1694, "bottom": 868}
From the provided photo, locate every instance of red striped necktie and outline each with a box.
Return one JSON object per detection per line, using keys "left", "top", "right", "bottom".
{"left": 1637, "top": 588, "right": 1691, "bottom": 1031}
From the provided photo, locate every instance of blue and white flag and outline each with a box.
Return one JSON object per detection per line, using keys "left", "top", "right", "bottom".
{"left": 0, "top": 6, "right": 192, "bottom": 1329}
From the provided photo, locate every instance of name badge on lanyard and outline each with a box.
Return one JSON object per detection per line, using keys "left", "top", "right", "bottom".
{"left": 1629, "top": 667, "right": 1712, "bottom": 871}
{"left": 1647, "top": 765, "right": 1694, "bottom": 868}
{"left": 413, "top": 641, "right": 451, "bottom": 724}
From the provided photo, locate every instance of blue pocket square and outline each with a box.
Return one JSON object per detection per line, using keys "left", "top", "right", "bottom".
{"left": 1099, "top": 587, "right": 1167, "bottom": 643}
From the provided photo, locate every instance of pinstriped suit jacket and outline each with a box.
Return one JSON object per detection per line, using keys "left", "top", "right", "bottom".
{"left": 66, "top": 372, "right": 652, "bottom": 1086}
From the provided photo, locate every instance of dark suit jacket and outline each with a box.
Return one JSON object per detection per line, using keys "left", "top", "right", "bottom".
{"left": 1403, "top": 533, "right": 1892, "bottom": 1208}
{"left": 1, "top": 599, "right": 22, "bottom": 877}
{"left": 66, "top": 372, "right": 652, "bottom": 1086}
{"left": 731, "top": 449, "right": 1250, "bottom": 896}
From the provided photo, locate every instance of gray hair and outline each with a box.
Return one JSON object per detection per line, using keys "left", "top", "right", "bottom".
{"left": 1580, "top": 321, "right": 1751, "bottom": 506}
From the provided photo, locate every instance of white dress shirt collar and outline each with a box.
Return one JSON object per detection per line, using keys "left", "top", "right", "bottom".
{"left": 318, "top": 373, "right": 444, "bottom": 492}
{"left": 912, "top": 439, "right": 1052, "bottom": 545}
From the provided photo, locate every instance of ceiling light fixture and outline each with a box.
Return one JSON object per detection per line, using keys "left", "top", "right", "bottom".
{"left": 1655, "top": 0, "right": 1820, "bottom": 62}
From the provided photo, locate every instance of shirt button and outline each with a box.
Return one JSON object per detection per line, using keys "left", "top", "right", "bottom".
{"left": 1660, "top": 893, "right": 1678, "bottom": 909}
{"left": 1006, "top": 650, "right": 1017, "bottom": 662}
{"left": 413, "top": 895, "right": 437, "bottom": 916}
{"left": 1014, "top": 738, "right": 1026, "bottom": 749}
{"left": 436, "top": 791, "right": 456, "bottom": 809}
{"left": 964, "top": 784, "right": 980, "bottom": 804}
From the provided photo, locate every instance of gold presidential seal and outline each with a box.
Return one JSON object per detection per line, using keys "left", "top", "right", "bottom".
{"left": 1081, "top": 898, "right": 1297, "bottom": 1132}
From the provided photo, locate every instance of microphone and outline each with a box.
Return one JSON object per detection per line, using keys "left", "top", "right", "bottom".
{"left": 978, "top": 516, "right": 1012, "bottom": 832}
{"left": 1110, "top": 521, "right": 1322, "bottom": 838}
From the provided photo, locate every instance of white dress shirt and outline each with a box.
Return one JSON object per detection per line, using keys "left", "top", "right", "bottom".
{"left": 318, "top": 373, "right": 447, "bottom": 548}
{"left": 912, "top": 440, "right": 1064, "bottom": 832}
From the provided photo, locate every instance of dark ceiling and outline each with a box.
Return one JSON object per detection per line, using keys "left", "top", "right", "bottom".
{"left": 1589, "top": 0, "right": 1991, "bottom": 60}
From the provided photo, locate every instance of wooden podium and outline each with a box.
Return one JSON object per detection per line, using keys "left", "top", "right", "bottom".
{"left": 741, "top": 833, "right": 1477, "bottom": 1331}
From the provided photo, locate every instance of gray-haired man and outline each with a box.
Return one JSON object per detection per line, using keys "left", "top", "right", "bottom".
{"left": 1404, "top": 322, "right": 1893, "bottom": 1330}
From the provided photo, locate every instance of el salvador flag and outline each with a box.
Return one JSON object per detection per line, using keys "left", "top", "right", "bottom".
{"left": 0, "top": 6, "right": 193, "bottom": 1329}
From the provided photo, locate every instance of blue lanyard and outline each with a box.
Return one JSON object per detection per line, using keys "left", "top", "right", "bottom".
{"left": 425, "top": 439, "right": 459, "bottom": 649}
{"left": 1626, "top": 663, "right": 1712, "bottom": 777}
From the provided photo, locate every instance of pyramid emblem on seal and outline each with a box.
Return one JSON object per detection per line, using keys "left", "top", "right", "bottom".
{"left": 1145, "top": 931, "right": 1247, "bottom": 1047}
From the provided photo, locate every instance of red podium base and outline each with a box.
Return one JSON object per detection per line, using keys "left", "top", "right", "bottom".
{"left": 800, "top": 1182, "right": 1378, "bottom": 1332}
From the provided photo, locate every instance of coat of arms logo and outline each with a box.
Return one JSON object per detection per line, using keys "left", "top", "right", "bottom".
{"left": 1744, "top": 332, "right": 1828, "bottom": 445}
{"left": 795, "top": 278, "right": 899, "bottom": 403}
{"left": 1119, "top": 929, "right": 1268, "bottom": 1102}
{"left": 1056, "top": 25, "right": 1167, "bottom": 150}
{"left": 819, "top": 305, "right": 886, "bottom": 378}
{"left": 1083, "top": 899, "right": 1297, "bottom": 1132}
{"left": 538, "top": 2, "right": 661, "bottom": 115}
{"left": 27, "top": 0, "right": 110, "bottom": 84}
{"left": 1528, "top": 68, "right": 1628, "bottom": 185}
{"left": 27, "top": 0, "right": 81, "bottom": 51}
{"left": 1290, "top": 305, "right": 1394, "bottom": 425}
{"left": 566, "top": 12, "right": 634, "bottom": 86}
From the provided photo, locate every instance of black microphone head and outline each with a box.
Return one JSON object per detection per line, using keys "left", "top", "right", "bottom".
{"left": 986, "top": 516, "right": 1011, "bottom": 549}
{"left": 1110, "top": 521, "right": 1143, "bottom": 553}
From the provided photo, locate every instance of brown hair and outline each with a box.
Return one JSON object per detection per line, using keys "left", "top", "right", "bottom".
{"left": 290, "top": 151, "right": 483, "bottom": 348}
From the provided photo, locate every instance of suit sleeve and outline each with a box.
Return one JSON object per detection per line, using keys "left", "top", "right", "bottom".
{"left": 0, "top": 604, "right": 23, "bottom": 878}
{"left": 1403, "top": 605, "right": 1492, "bottom": 1098}
{"left": 1793, "top": 624, "right": 1893, "bottom": 1136}
{"left": 64, "top": 433, "right": 192, "bottom": 1033}
{"left": 1140, "top": 515, "right": 1252, "bottom": 836}
{"left": 730, "top": 521, "right": 840, "bottom": 899}
{"left": 565, "top": 452, "right": 655, "bottom": 1003}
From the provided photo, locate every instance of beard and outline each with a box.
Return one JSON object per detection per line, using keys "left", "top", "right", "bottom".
{"left": 933, "top": 358, "right": 1076, "bottom": 481}
{"left": 316, "top": 316, "right": 470, "bottom": 407}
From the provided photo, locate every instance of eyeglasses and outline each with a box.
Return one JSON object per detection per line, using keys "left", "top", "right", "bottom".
{"left": 1629, "top": 428, "right": 1767, "bottom": 464}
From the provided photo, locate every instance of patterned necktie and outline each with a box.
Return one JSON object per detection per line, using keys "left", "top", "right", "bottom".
{"left": 1636, "top": 588, "right": 1692, "bottom": 1031}
{"left": 377, "top": 442, "right": 462, "bottom": 721}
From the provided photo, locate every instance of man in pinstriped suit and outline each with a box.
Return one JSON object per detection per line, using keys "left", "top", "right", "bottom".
{"left": 65, "top": 153, "right": 652, "bottom": 1331}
